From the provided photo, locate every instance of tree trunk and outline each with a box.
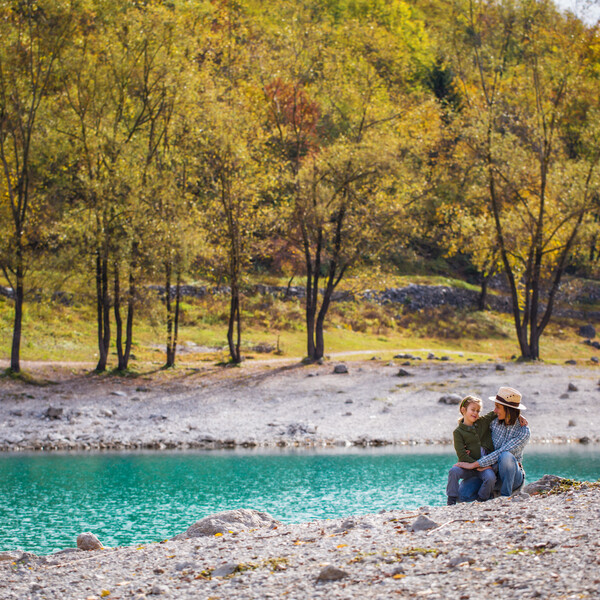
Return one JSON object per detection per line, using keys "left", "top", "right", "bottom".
{"left": 477, "top": 274, "right": 488, "bottom": 311}
{"left": 95, "top": 252, "right": 110, "bottom": 372}
{"left": 114, "top": 262, "right": 125, "bottom": 370}
{"left": 124, "top": 266, "right": 135, "bottom": 368}
{"left": 115, "top": 254, "right": 136, "bottom": 371}
{"left": 303, "top": 223, "right": 322, "bottom": 362}
{"left": 10, "top": 259, "right": 24, "bottom": 374}
{"left": 166, "top": 270, "right": 181, "bottom": 368}
{"left": 305, "top": 269, "right": 317, "bottom": 361}
{"left": 227, "top": 281, "right": 241, "bottom": 363}
{"left": 165, "top": 262, "right": 175, "bottom": 368}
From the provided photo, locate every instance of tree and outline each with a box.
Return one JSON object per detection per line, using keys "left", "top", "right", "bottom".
{"left": 262, "top": 3, "right": 431, "bottom": 361}
{"left": 0, "top": 0, "right": 75, "bottom": 373}
{"left": 60, "top": 3, "right": 175, "bottom": 371}
{"left": 445, "top": 0, "right": 600, "bottom": 359}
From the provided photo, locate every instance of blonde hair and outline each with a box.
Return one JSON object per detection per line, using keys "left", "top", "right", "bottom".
{"left": 458, "top": 395, "right": 482, "bottom": 422}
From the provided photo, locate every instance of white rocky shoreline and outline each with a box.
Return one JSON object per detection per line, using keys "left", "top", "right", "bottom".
{"left": 1, "top": 477, "right": 599, "bottom": 600}
{"left": 1, "top": 359, "right": 599, "bottom": 599}
{"left": 0, "top": 359, "right": 599, "bottom": 451}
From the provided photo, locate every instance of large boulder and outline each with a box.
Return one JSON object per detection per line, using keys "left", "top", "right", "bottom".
{"left": 438, "top": 394, "right": 462, "bottom": 405}
{"left": 578, "top": 324, "right": 596, "bottom": 339}
{"left": 523, "top": 474, "right": 569, "bottom": 495}
{"left": 174, "top": 509, "right": 279, "bottom": 539}
{"left": 77, "top": 532, "right": 103, "bottom": 551}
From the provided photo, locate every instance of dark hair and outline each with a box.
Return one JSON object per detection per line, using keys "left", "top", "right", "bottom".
{"left": 503, "top": 405, "right": 520, "bottom": 426}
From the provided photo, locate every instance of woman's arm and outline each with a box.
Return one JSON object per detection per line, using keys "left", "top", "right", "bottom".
{"left": 454, "top": 460, "right": 479, "bottom": 470}
{"left": 478, "top": 425, "right": 531, "bottom": 468}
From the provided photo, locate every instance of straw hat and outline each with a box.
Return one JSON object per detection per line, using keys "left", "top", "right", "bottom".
{"left": 489, "top": 386, "right": 526, "bottom": 411}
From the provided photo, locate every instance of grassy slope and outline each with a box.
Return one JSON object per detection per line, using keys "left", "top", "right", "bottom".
{"left": 0, "top": 277, "right": 596, "bottom": 370}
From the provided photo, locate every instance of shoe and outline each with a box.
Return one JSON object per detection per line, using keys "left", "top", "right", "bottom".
{"left": 447, "top": 497, "right": 457, "bottom": 506}
{"left": 476, "top": 497, "right": 488, "bottom": 502}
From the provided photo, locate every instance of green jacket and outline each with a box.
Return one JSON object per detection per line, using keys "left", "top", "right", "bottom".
{"left": 453, "top": 411, "right": 496, "bottom": 463}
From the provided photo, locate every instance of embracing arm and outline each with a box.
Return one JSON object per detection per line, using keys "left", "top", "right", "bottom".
{"left": 477, "top": 425, "right": 530, "bottom": 468}
{"left": 476, "top": 411, "right": 497, "bottom": 429}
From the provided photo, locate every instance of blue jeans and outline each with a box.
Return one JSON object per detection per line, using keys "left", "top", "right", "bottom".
{"left": 447, "top": 465, "right": 496, "bottom": 501}
{"left": 458, "top": 451, "right": 524, "bottom": 502}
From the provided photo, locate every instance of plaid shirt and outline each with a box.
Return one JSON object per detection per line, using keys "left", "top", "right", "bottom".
{"left": 477, "top": 420, "right": 530, "bottom": 468}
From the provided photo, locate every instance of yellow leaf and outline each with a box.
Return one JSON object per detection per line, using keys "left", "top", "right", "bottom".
{"left": 101, "top": 591, "right": 111, "bottom": 598}
{"left": 336, "top": 544, "right": 347, "bottom": 548}
{"left": 393, "top": 574, "right": 406, "bottom": 579}
{"left": 214, "top": 533, "right": 223, "bottom": 537}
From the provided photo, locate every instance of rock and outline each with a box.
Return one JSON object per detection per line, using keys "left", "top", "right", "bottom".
{"left": 335, "top": 518, "right": 357, "bottom": 532}
{"left": 579, "top": 436, "right": 591, "bottom": 444}
{"left": 150, "top": 583, "right": 170, "bottom": 595}
{"left": 427, "top": 353, "right": 436, "bottom": 360}
{"left": 175, "top": 509, "right": 280, "bottom": 539}
{"left": 396, "top": 368, "right": 412, "bottom": 377}
{"left": 578, "top": 324, "right": 596, "bottom": 338}
{"left": 212, "top": 562, "right": 239, "bottom": 577}
{"left": 391, "top": 566, "right": 405, "bottom": 576}
{"left": 45, "top": 406, "right": 63, "bottom": 420}
{"left": 495, "top": 364, "right": 505, "bottom": 371}
{"left": 408, "top": 515, "right": 439, "bottom": 532}
{"left": 286, "top": 423, "right": 317, "bottom": 435}
{"left": 333, "top": 364, "right": 348, "bottom": 374}
{"left": 111, "top": 391, "right": 128, "bottom": 397}
{"left": 0, "top": 551, "right": 22, "bottom": 562}
{"left": 523, "top": 475, "right": 569, "bottom": 495}
{"left": 76, "top": 532, "right": 103, "bottom": 551}
{"left": 440, "top": 355, "right": 451, "bottom": 361}
{"left": 568, "top": 383, "right": 578, "bottom": 392}
{"left": 565, "top": 359, "right": 577, "bottom": 365}
{"left": 438, "top": 394, "right": 462, "bottom": 405}
{"left": 448, "top": 555, "right": 476, "bottom": 568}
{"left": 316, "top": 565, "right": 349, "bottom": 582}
{"left": 560, "top": 393, "right": 570, "bottom": 399}
{"left": 568, "top": 419, "right": 576, "bottom": 427}
{"left": 175, "top": 561, "right": 197, "bottom": 571}
{"left": 591, "top": 357, "right": 599, "bottom": 364}
{"left": 15, "top": 552, "right": 38, "bottom": 564}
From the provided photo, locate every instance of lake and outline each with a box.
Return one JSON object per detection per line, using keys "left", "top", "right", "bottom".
{"left": 1, "top": 445, "right": 599, "bottom": 555}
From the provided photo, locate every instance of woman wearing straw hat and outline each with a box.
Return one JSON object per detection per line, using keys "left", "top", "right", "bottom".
{"left": 455, "top": 386, "right": 530, "bottom": 501}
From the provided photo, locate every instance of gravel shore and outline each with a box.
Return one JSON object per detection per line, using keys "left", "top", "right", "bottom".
{"left": 1, "top": 482, "right": 599, "bottom": 600}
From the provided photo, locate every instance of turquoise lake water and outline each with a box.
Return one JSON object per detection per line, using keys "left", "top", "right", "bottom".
{"left": 1, "top": 446, "right": 599, "bottom": 555}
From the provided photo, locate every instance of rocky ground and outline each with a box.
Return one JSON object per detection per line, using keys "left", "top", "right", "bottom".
{"left": 0, "top": 358, "right": 599, "bottom": 451}
{"left": 1, "top": 358, "right": 599, "bottom": 599}
{"left": 0, "top": 478, "right": 599, "bottom": 600}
